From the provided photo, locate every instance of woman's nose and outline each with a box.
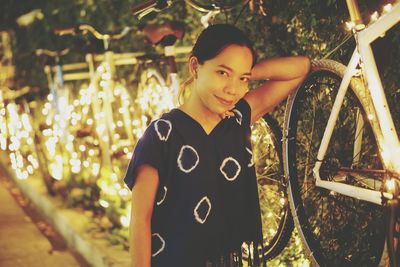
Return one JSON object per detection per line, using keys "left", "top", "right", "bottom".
{"left": 223, "top": 79, "right": 237, "bottom": 95}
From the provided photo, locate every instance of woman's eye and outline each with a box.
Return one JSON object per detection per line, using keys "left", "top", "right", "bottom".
{"left": 240, "top": 77, "right": 250, "bottom": 83}
{"left": 217, "top": 70, "right": 228, "bottom": 76}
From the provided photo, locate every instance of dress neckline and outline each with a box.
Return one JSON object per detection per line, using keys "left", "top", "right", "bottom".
{"left": 172, "top": 108, "right": 226, "bottom": 136}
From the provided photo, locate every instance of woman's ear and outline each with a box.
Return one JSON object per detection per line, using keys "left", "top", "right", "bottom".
{"left": 189, "top": 56, "right": 199, "bottom": 79}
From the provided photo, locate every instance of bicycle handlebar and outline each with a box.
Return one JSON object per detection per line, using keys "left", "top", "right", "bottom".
{"left": 35, "top": 48, "right": 70, "bottom": 57}
{"left": 54, "top": 24, "right": 137, "bottom": 41}
{"left": 132, "top": 0, "right": 173, "bottom": 19}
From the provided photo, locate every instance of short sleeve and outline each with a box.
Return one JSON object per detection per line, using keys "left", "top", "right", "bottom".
{"left": 233, "top": 98, "right": 252, "bottom": 128}
{"left": 123, "top": 119, "right": 171, "bottom": 190}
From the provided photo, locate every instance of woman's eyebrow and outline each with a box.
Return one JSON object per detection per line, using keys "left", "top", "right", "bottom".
{"left": 218, "top": 64, "right": 251, "bottom": 76}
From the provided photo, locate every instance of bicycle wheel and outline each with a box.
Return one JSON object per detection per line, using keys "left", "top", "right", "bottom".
{"left": 242, "top": 114, "right": 293, "bottom": 260}
{"left": 284, "top": 59, "right": 386, "bottom": 266}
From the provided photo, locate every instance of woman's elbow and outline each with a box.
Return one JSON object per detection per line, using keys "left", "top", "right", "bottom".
{"left": 298, "top": 56, "right": 311, "bottom": 77}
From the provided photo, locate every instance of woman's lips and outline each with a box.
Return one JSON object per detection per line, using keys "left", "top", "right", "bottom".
{"left": 215, "top": 95, "right": 233, "bottom": 106}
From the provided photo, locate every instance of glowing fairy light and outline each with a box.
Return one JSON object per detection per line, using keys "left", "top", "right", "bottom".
{"left": 88, "top": 149, "right": 95, "bottom": 156}
{"left": 385, "top": 178, "right": 396, "bottom": 192}
{"left": 26, "top": 137, "right": 33, "bottom": 145}
{"left": 280, "top": 197, "right": 286, "bottom": 205}
{"left": 111, "top": 145, "right": 117, "bottom": 151}
{"left": 117, "top": 120, "right": 123, "bottom": 127}
{"left": 269, "top": 228, "right": 277, "bottom": 236}
{"left": 82, "top": 106, "right": 89, "bottom": 114}
{"left": 119, "top": 188, "right": 129, "bottom": 196}
{"left": 21, "top": 170, "right": 28, "bottom": 180}
{"left": 123, "top": 147, "right": 129, "bottom": 154}
{"left": 27, "top": 155, "right": 39, "bottom": 169}
{"left": 92, "top": 163, "right": 100, "bottom": 176}
{"left": 21, "top": 114, "right": 32, "bottom": 131}
{"left": 127, "top": 152, "right": 133, "bottom": 159}
{"left": 97, "top": 65, "right": 105, "bottom": 72}
{"left": 47, "top": 94, "right": 54, "bottom": 101}
{"left": 345, "top": 21, "right": 356, "bottom": 31}
{"left": 46, "top": 117, "right": 52, "bottom": 126}
{"left": 87, "top": 118, "right": 93, "bottom": 125}
{"left": 383, "top": 3, "right": 392, "bottom": 13}
{"left": 79, "top": 145, "right": 86, "bottom": 152}
{"left": 83, "top": 161, "right": 89, "bottom": 168}
{"left": 111, "top": 173, "right": 117, "bottom": 181}
{"left": 120, "top": 215, "right": 130, "bottom": 227}
{"left": 98, "top": 91, "right": 106, "bottom": 99}
{"left": 27, "top": 165, "right": 34, "bottom": 174}
{"left": 114, "top": 87, "right": 121, "bottom": 96}
{"left": 367, "top": 114, "right": 374, "bottom": 120}
{"left": 98, "top": 180, "right": 117, "bottom": 195}
{"left": 45, "top": 137, "right": 57, "bottom": 157}
{"left": 370, "top": 11, "right": 379, "bottom": 22}
{"left": 43, "top": 129, "right": 52, "bottom": 137}
{"left": 0, "top": 138, "right": 6, "bottom": 150}
{"left": 70, "top": 158, "right": 81, "bottom": 174}
{"left": 96, "top": 124, "right": 106, "bottom": 134}
{"left": 50, "top": 155, "right": 63, "bottom": 180}
{"left": 101, "top": 72, "right": 111, "bottom": 80}
{"left": 99, "top": 199, "right": 110, "bottom": 208}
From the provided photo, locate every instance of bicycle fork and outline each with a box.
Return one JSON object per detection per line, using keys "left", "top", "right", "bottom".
{"left": 311, "top": 49, "right": 396, "bottom": 205}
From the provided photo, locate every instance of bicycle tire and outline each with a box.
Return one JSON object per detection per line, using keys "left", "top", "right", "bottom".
{"left": 283, "top": 59, "right": 386, "bottom": 266}
{"left": 243, "top": 114, "right": 294, "bottom": 260}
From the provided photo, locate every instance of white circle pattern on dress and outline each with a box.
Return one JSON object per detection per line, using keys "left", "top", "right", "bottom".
{"left": 246, "top": 147, "right": 254, "bottom": 167}
{"left": 156, "top": 186, "right": 168, "bottom": 206}
{"left": 151, "top": 233, "right": 165, "bottom": 257}
{"left": 232, "top": 109, "right": 243, "bottom": 125}
{"left": 220, "top": 157, "right": 241, "bottom": 181}
{"left": 194, "top": 196, "right": 212, "bottom": 224}
{"left": 155, "top": 119, "right": 172, "bottom": 141}
{"left": 177, "top": 145, "right": 199, "bottom": 173}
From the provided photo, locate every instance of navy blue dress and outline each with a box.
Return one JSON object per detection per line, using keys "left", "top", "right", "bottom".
{"left": 123, "top": 98, "right": 264, "bottom": 267}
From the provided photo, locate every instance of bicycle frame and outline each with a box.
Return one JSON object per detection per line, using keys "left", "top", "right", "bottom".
{"left": 312, "top": 1, "right": 400, "bottom": 205}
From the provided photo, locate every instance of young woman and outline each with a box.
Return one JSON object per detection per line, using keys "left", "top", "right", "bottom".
{"left": 124, "top": 24, "right": 310, "bottom": 267}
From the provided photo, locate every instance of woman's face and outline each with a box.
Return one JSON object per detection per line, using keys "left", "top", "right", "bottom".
{"left": 191, "top": 44, "right": 253, "bottom": 116}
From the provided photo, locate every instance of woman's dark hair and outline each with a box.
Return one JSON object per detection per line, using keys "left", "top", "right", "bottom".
{"left": 191, "top": 24, "right": 257, "bottom": 66}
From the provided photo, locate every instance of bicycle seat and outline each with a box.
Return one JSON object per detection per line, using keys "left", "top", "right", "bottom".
{"left": 143, "top": 22, "right": 185, "bottom": 46}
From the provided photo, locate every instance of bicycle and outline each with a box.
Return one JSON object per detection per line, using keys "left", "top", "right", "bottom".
{"left": 283, "top": 0, "right": 400, "bottom": 266}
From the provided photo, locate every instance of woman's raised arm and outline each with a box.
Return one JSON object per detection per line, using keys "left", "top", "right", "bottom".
{"left": 245, "top": 56, "right": 311, "bottom": 124}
